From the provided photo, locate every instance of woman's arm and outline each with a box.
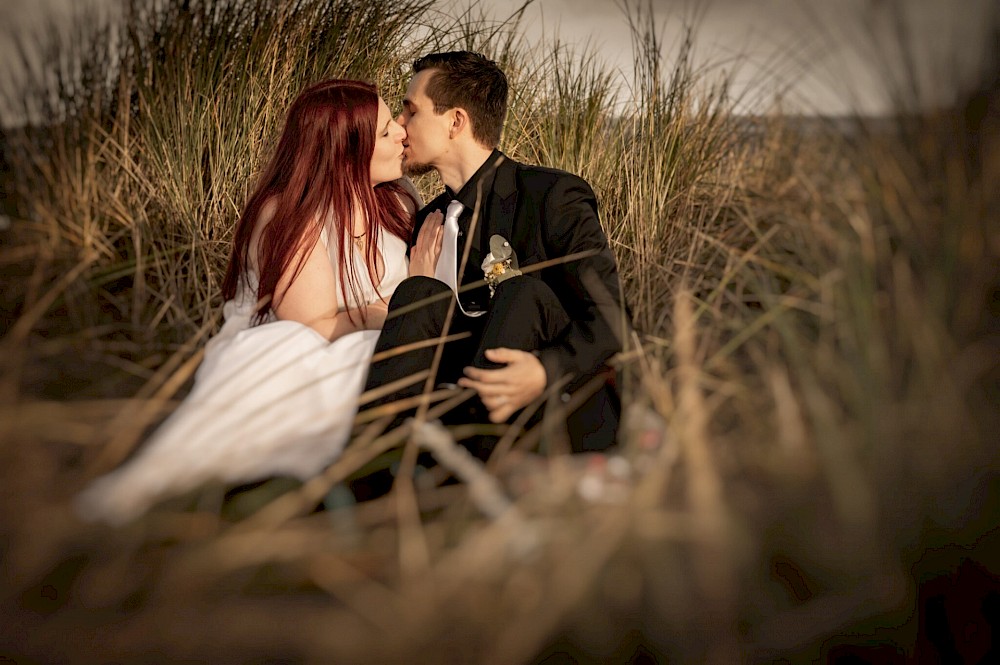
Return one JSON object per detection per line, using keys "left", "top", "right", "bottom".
{"left": 272, "top": 231, "right": 382, "bottom": 341}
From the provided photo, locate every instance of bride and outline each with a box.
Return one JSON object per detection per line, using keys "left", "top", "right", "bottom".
{"left": 77, "top": 79, "right": 443, "bottom": 525}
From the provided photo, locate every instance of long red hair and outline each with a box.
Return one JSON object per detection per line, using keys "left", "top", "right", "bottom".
{"left": 221, "top": 79, "right": 413, "bottom": 324}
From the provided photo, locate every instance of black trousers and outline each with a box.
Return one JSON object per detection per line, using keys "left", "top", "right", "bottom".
{"left": 361, "top": 275, "right": 620, "bottom": 456}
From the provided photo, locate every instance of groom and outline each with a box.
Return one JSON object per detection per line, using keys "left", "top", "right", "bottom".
{"left": 363, "top": 51, "right": 626, "bottom": 455}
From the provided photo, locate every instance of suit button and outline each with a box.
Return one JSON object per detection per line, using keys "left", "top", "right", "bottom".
{"left": 457, "top": 231, "right": 463, "bottom": 237}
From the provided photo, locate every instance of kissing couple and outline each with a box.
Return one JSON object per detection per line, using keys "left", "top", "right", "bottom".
{"left": 77, "top": 51, "right": 627, "bottom": 525}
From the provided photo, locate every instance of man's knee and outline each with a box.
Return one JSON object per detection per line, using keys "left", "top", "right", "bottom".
{"left": 388, "top": 276, "right": 452, "bottom": 312}
{"left": 489, "top": 277, "right": 568, "bottom": 337}
{"left": 491, "top": 275, "right": 557, "bottom": 307}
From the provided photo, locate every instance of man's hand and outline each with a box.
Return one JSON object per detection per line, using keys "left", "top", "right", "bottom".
{"left": 408, "top": 210, "right": 444, "bottom": 277}
{"left": 458, "top": 348, "right": 547, "bottom": 423}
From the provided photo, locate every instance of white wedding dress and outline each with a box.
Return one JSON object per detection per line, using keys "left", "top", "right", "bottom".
{"left": 76, "top": 224, "right": 408, "bottom": 525}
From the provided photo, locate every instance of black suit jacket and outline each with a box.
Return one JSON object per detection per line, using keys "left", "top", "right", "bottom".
{"left": 412, "top": 153, "right": 627, "bottom": 395}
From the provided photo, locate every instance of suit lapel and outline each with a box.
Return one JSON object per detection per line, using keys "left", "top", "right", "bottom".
{"left": 487, "top": 154, "right": 519, "bottom": 247}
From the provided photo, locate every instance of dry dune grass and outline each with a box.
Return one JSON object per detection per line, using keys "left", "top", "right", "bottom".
{"left": 1, "top": 1, "right": 998, "bottom": 662}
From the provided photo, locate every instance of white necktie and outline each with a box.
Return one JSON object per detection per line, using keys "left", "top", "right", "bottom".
{"left": 434, "top": 200, "right": 483, "bottom": 317}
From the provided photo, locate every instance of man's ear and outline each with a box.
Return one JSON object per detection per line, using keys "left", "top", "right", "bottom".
{"left": 449, "top": 107, "right": 470, "bottom": 139}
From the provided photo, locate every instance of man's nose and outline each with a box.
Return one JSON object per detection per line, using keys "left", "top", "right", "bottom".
{"left": 395, "top": 112, "right": 406, "bottom": 126}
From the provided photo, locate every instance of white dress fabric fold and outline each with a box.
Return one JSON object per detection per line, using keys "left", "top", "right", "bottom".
{"left": 76, "top": 224, "right": 407, "bottom": 525}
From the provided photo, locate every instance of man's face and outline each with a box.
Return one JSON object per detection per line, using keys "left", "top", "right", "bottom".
{"left": 397, "top": 69, "right": 452, "bottom": 176}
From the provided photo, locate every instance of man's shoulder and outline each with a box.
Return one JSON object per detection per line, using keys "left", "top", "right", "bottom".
{"left": 510, "top": 160, "right": 594, "bottom": 196}
{"left": 511, "top": 159, "right": 580, "bottom": 180}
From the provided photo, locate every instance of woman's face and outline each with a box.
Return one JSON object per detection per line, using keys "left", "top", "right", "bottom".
{"left": 370, "top": 96, "right": 406, "bottom": 186}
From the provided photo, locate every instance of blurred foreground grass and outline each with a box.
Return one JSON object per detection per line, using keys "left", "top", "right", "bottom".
{"left": 1, "top": 0, "right": 998, "bottom": 662}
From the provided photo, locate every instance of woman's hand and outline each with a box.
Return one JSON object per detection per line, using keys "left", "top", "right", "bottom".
{"left": 408, "top": 210, "right": 444, "bottom": 278}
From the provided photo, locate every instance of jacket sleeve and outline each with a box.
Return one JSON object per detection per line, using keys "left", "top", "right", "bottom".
{"left": 534, "top": 174, "right": 628, "bottom": 389}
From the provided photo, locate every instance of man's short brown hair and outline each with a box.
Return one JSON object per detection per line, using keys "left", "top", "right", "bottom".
{"left": 413, "top": 51, "right": 508, "bottom": 148}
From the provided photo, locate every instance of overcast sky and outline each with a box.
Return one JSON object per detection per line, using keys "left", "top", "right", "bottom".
{"left": 1, "top": 0, "right": 995, "bottom": 121}
{"left": 486, "top": 0, "right": 995, "bottom": 114}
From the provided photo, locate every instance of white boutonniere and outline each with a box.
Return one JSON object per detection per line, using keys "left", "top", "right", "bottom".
{"left": 481, "top": 234, "right": 523, "bottom": 296}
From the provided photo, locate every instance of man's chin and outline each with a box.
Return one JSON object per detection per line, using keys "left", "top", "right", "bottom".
{"left": 403, "top": 160, "right": 435, "bottom": 177}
